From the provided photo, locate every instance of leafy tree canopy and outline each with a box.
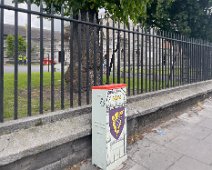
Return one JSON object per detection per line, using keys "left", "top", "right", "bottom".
{"left": 144, "top": 0, "right": 212, "bottom": 41}
{"left": 18, "top": 0, "right": 212, "bottom": 41}
{"left": 18, "top": 0, "right": 152, "bottom": 23}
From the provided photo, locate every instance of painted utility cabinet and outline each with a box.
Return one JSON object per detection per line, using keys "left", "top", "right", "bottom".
{"left": 92, "top": 84, "right": 127, "bottom": 170}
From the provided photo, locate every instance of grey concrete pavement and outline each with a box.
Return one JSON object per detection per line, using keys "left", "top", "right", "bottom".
{"left": 70, "top": 97, "right": 212, "bottom": 170}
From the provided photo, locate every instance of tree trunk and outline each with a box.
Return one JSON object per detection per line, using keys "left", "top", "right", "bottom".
{"left": 65, "top": 10, "right": 101, "bottom": 92}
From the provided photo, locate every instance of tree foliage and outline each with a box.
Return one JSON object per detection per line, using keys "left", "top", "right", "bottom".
{"left": 19, "top": 0, "right": 152, "bottom": 23}
{"left": 6, "top": 35, "right": 14, "bottom": 58}
{"left": 6, "top": 34, "right": 27, "bottom": 58}
{"left": 19, "top": 0, "right": 212, "bottom": 41}
{"left": 144, "top": 0, "right": 212, "bottom": 41}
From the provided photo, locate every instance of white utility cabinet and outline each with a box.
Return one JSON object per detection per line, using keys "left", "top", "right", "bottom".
{"left": 92, "top": 84, "right": 127, "bottom": 170}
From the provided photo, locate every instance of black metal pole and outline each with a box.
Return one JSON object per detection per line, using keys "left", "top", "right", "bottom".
{"left": 0, "top": 0, "right": 4, "bottom": 122}
{"left": 14, "top": 0, "right": 18, "bottom": 119}
{"left": 40, "top": 1, "right": 44, "bottom": 114}
{"left": 27, "top": 0, "right": 32, "bottom": 116}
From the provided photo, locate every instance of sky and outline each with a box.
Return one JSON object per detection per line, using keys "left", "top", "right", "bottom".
{"left": 4, "top": 0, "right": 61, "bottom": 31}
{"left": 4, "top": 0, "right": 105, "bottom": 32}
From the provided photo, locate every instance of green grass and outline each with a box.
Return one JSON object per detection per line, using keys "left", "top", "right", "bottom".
{"left": 103, "top": 75, "right": 167, "bottom": 92}
{"left": 4, "top": 72, "right": 61, "bottom": 119}
{"left": 3, "top": 71, "right": 178, "bottom": 120}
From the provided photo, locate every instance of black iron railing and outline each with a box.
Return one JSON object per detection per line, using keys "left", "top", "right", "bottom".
{"left": 0, "top": 1, "right": 212, "bottom": 122}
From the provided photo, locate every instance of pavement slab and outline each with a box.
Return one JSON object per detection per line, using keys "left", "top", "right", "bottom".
{"left": 68, "top": 97, "right": 212, "bottom": 170}
{"left": 168, "top": 156, "right": 212, "bottom": 170}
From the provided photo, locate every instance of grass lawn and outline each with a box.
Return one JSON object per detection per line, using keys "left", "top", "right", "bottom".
{"left": 3, "top": 71, "right": 175, "bottom": 120}
{"left": 4, "top": 72, "right": 62, "bottom": 120}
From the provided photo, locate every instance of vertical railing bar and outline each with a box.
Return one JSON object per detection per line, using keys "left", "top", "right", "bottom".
{"left": 210, "top": 42, "right": 211, "bottom": 79}
{"left": 192, "top": 37, "right": 194, "bottom": 82}
{"left": 50, "top": 4, "right": 55, "bottom": 111}
{"left": 112, "top": 21, "right": 115, "bottom": 83}
{"left": 200, "top": 40, "right": 203, "bottom": 81}
{"left": 106, "top": 20, "right": 110, "bottom": 84}
{"left": 173, "top": 33, "right": 176, "bottom": 87}
{"left": 174, "top": 33, "right": 177, "bottom": 85}
{"left": 141, "top": 27, "right": 144, "bottom": 93}
{"left": 78, "top": 11, "right": 82, "bottom": 106}
{"left": 194, "top": 38, "right": 197, "bottom": 82}
{"left": 202, "top": 40, "right": 204, "bottom": 81}
{"left": 207, "top": 42, "right": 210, "bottom": 80}
{"left": 159, "top": 30, "right": 161, "bottom": 89}
{"left": 177, "top": 33, "right": 180, "bottom": 86}
{"left": 162, "top": 31, "right": 165, "bottom": 89}
{"left": 93, "top": 14, "right": 97, "bottom": 86}
{"left": 185, "top": 36, "right": 188, "bottom": 84}
{"left": 169, "top": 32, "right": 172, "bottom": 87}
{"left": 199, "top": 39, "right": 200, "bottom": 81}
{"left": 69, "top": 17, "right": 74, "bottom": 108}
{"left": 206, "top": 41, "right": 209, "bottom": 80}
{"left": 155, "top": 29, "right": 158, "bottom": 91}
{"left": 206, "top": 41, "right": 208, "bottom": 80}
{"left": 177, "top": 33, "right": 182, "bottom": 85}
{"left": 123, "top": 24, "right": 126, "bottom": 83}
{"left": 210, "top": 44, "right": 211, "bottom": 79}
{"left": 203, "top": 40, "right": 206, "bottom": 80}
{"left": 128, "top": 24, "right": 131, "bottom": 96}
{"left": 14, "top": 0, "right": 18, "bottom": 119}
{"left": 166, "top": 32, "right": 169, "bottom": 88}
{"left": 0, "top": 0, "right": 4, "bottom": 122}
{"left": 86, "top": 12, "right": 90, "bottom": 104}
{"left": 185, "top": 36, "right": 187, "bottom": 83}
{"left": 180, "top": 34, "right": 183, "bottom": 85}
{"left": 181, "top": 35, "right": 184, "bottom": 84}
{"left": 196, "top": 39, "right": 199, "bottom": 81}
{"left": 188, "top": 37, "right": 190, "bottom": 83}
{"left": 61, "top": 6, "right": 65, "bottom": 109}
{"left": 183, "top": 35, "right": 186, "bottom": 84}
{"left": 171, "top": 32, "right": 174, "bottom": 86}
{"left": 168, "top": 32, "right": 171, "bottom": 87}
{"left": 137, "top": 26, "right": 140, "bottom": 94}
{"left": 200, "top": 40, "right": 204, "bottom": 81}
{"left": 152, "top": 28, "right": 155, "bottom": 91}
{"left": 177, "top": 34, "right": 179, "bottom": 85}
{"left": 204, "top": 41, "right": 206, "bottom": 80}
{"left": 39, "top": 1, "right": 44, "bottom": 114}
{"left": 205, "top": 40, "right": 207, "bottom": 80}
{"left": 190, "top": 38, "right": 193, "bottom": 82}
{"left": 27, "top": 0, "right": 32, "bottom": 116}
{"left": 171, "top": 32, "right": 174, "bottom": 87}
{"left": 149, "top": 28, "right": 151, "bottom": 92}
{"left": 117, "top": 21, "right": 121, "bottom": 83}
{"left": 165, "top": 32, "right": 168, "bottom": 88}
{"left": 210, "top": 44, "right": 212, "bottom": 79}
{"left": 205, "top": 41, "right": 208, "bottom": 80}
{"left": 100, "top": 17, "right": 103, "bottom": 85}
{"left": 210, "top": 42, "right": 212, "bottom": 79}
{"left": 132, "top": 26, "right": 135, "bottom": 95}
{"left": 189, "top": 37, "right": 191, "bottom": 83}
{"left": 209, "top": 42, "right": 210, "bottom": 79}
{"left": 209, "top": 43, "right": 211, "bottom": 79}
{"left": 145, "top": 28, "right": 148, "bottom": 92}
{"left": 204, "top": 40, "right": 207, "bottom": 80}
